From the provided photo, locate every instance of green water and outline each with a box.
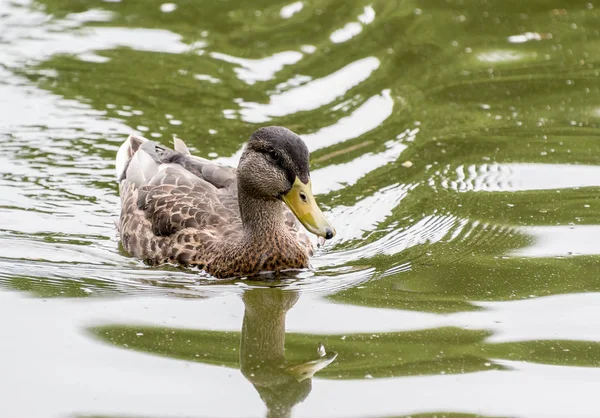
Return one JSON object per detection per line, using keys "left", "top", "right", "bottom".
{"left": 1, "top": 0, "right": 600, "bottom": 416}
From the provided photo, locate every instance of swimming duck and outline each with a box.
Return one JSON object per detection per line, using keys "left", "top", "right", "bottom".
{"left": 115, "top": 126, "right": 335, "bottom": 278}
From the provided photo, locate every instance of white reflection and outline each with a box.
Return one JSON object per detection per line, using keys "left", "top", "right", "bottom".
{"left": 512, "top": 225, "right": 600, "bottom": 257}
{"left": 160, "top": 3, "right": 178, "bottom": 13}
{"left": 0, "top": 291, "right": 262, "bottom": 418}
{"left": 274, "top": 74, "right": 312, "bottom": 92}
{"left": 311, "top": 139, "right": 407, "bottom": 194}
{"left": 194, "top": 74, "right": 221, "bottom": 84}
{"left": 0, "top": 68, "right": 125, "bottom": 134}
{"left": 236, "top": 56, "right": 380, "bottom": 122}
{"left": 330, "top": 22, "right": 362, "bottom": 43}
{"left": 303, "top": 89, "right": 393, "bottom": 152}
{"left": 358, "top": 5, "right": 375, "bottom": 24}
{"left": 300, "top": 44, "right": 317, "bottom": 54}
{"left": 65, "top": 9, "right": 115, "bottom": 22}
{"left": 0, "top": 66, "right": 129, "bottom": 257}
{"left": 476, "top": 50, "right": 524, "bottom": 63}
{"left": 5, "top": 288, "right": 600, "bottom": 418}
{"left": 2, "top": 286, "right": 592, "bottom": 343}
{"left": 440, "top": 163, "right": 600, "bottom": 192}
{"left": 316, "top": 213, "right": 469, "bottom": 269}
{"left": 2, "top": 26, "right": 199, "bottom": 66}
{"left": 377, "top": 214, "right": 458, "bottom": 256}
{"left": 298, "top": 360, "right": 600, "bottom": 417}
{"left": 0, "top": 0, "right": 202, "bottom": 66}
{"left": 210, "top": 50, "right": 303, "bottom": 85}
{"left": 325, "top": 183, "right": 412, "bottom": 242}
{"left": 77, "top": 53, "right": 111, "bottom": 63}
{"left": 215, "top": 86, "right": 389, "bottom": 171}
{"left": 508, "top": 32, "right": 552, "bottom": 43}
{"left": 215, "top": 87, "right": 390, "bottom": 182}
{"left": 0, "top": 235, "right": 119, "bottom": 264}
{"left": 280, "top": 1, "right": 303, "bottom": 18}
{"left": 330, "top": 5, "right": 376, "bottom": 43}
{"left": 464, "top": 292, "right": 600, "bottom": 343}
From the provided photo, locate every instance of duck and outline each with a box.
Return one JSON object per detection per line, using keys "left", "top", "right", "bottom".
{"left": 115, "top": 126, "right": 335, "bottom": 279}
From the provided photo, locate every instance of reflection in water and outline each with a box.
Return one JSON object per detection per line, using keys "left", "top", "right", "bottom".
{"left": 91, "top": 287, "right": 337, "bottom": 418}
{"left": 236, "top": 56, "right": 380, "bottom": 122}
{"left": 437, "top": 163, "right": 600, "bottom": 192}
{"left": 241, "top": 288, "right": 336, "bottom": 418}
{"left": 4, "top": 0, "right": 600, "bottom": 415}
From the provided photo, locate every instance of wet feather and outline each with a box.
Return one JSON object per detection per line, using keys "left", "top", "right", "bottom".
{"left": 116, "top": 131, "right": 318, "bottom": 278}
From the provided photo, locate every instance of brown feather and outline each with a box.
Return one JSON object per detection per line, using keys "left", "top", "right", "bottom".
{"left": 117, "top": 135, "right": 314, "bottom": 278}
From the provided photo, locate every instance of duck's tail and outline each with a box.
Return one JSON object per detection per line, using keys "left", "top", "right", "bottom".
{"left": 115, "top": 134, "right": 148, "bottom": 182}
{"left": 116, "top": 134, "right": 202, "bottom": 188}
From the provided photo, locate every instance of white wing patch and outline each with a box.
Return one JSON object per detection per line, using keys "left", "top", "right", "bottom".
{"left": 115, "top": 134, "right": 149, "bottom": 180}
{"left": 173, "top": 137, "right": 191, "bottom": 155}
{"left": 125, "top": 145, "right": 158, "bottom": 188}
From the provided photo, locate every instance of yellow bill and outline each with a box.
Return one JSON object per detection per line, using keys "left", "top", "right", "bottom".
{"left": 282, "top": 177, "right": 336, "bottom": 239}
{"left": 285, "top": 351, "right": 338, "bottom": 382}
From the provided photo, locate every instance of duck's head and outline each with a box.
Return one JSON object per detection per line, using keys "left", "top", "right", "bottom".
{"left": 238, "top": 126, "right": 335, "bottom": 240}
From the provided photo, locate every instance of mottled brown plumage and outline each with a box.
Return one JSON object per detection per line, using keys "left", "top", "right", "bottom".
{"left": 116, "top": 126, "right": 334, "bottom": 279}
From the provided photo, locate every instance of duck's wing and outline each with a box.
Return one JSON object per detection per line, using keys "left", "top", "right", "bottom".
{"left": 117, "top": 135, "right": 240, "bottom": 238}
{"left": 117, "top": 135, "right": 236, "bottom": 189}
{"left": 117, "top": 135, "right": 313, "bottom": 255}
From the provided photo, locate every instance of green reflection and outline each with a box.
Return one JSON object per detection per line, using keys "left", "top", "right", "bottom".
{"left": 241, "top": 289, "right": 337, "bottom": 418}
{"left": 92, "top": 288, "right": 600, "bottom": 382}
{"left": 92, "top": 288, "right": 337, "bottom": 418}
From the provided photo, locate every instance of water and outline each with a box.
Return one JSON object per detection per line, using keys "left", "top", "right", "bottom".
{"left": 1, "top": 0, "right": 600, "bottom": 416}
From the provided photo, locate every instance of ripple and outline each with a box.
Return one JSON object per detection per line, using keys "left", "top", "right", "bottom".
{"left": 0, "top": 5, "right": 201, "bottom": 67}
{"left": 330, "top": 22, "right": 363, "bottom": 43}
{"left": 215, "top": 86, "right": 392, "bottom": 171}
{"left": 280, "top": 1, "right": 303, "bottom": 19}
{"left": 467, "top": 293, "right": 600, "bottom": 343}
{"left": 317, "top": 214, "right": 460, "bottom": 268}
{"left": 0, "top": 70, "right": 126, "bottom": 134}
{"left": 438, "top": 163, "right": 600, "bottom": 192}
{"left": 329, "top": 6, "right": 375, "bottom": 44}
{"left": 302, "top": 89, "right": 393, "bottom": 152}
{"left": 236, "top": 56, "right": 380, "bottom": 122}
{"left": 312, "top": 139, "right": 407, "bottom": 194}
{"left": 326, "top": 183, "right": 414, "bottom": 243}
{"left": 210, "top": 50, "right": 303, "bottom": 85}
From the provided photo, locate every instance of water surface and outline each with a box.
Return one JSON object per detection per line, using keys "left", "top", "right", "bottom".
{"left": 2, "top": 0, "right": 600, "bottom": 417}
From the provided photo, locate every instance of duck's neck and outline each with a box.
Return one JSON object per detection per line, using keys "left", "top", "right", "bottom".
{"left": 200, "top": 186, "right": 309, "bottom": 278}
{"left": 238, "top": 187, "right": 288, "bottom": 242}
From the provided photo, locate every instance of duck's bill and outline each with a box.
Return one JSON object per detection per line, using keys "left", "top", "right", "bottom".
{"left": 285, "top": 351, "right": 338, "bottom": 382}
{"left": 282, "top": 177, "right": 336, "bottom": 239}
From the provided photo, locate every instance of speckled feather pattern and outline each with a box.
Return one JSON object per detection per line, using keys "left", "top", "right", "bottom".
{"left": 117, "top": 136, "right": 313, "bottom": 278}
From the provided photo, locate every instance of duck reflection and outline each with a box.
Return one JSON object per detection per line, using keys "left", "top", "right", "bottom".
{"left": 241, "top": 287, "right": 337, "bottom": 418}
{"left": 89, "top": 286, "right": 337, "bottom": 418}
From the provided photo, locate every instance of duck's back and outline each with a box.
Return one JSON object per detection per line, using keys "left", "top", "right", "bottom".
{"left": 116, "top": 135, "right": 242, "bottom": 265}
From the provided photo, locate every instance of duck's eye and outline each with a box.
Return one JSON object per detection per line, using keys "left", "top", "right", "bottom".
{"left": 268, "top": 150, "right": 281, "bottom": 162}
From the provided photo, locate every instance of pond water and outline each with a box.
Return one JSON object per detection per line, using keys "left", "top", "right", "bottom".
{"left": 2, "top": 0, "right": 600, "bottom": 417}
